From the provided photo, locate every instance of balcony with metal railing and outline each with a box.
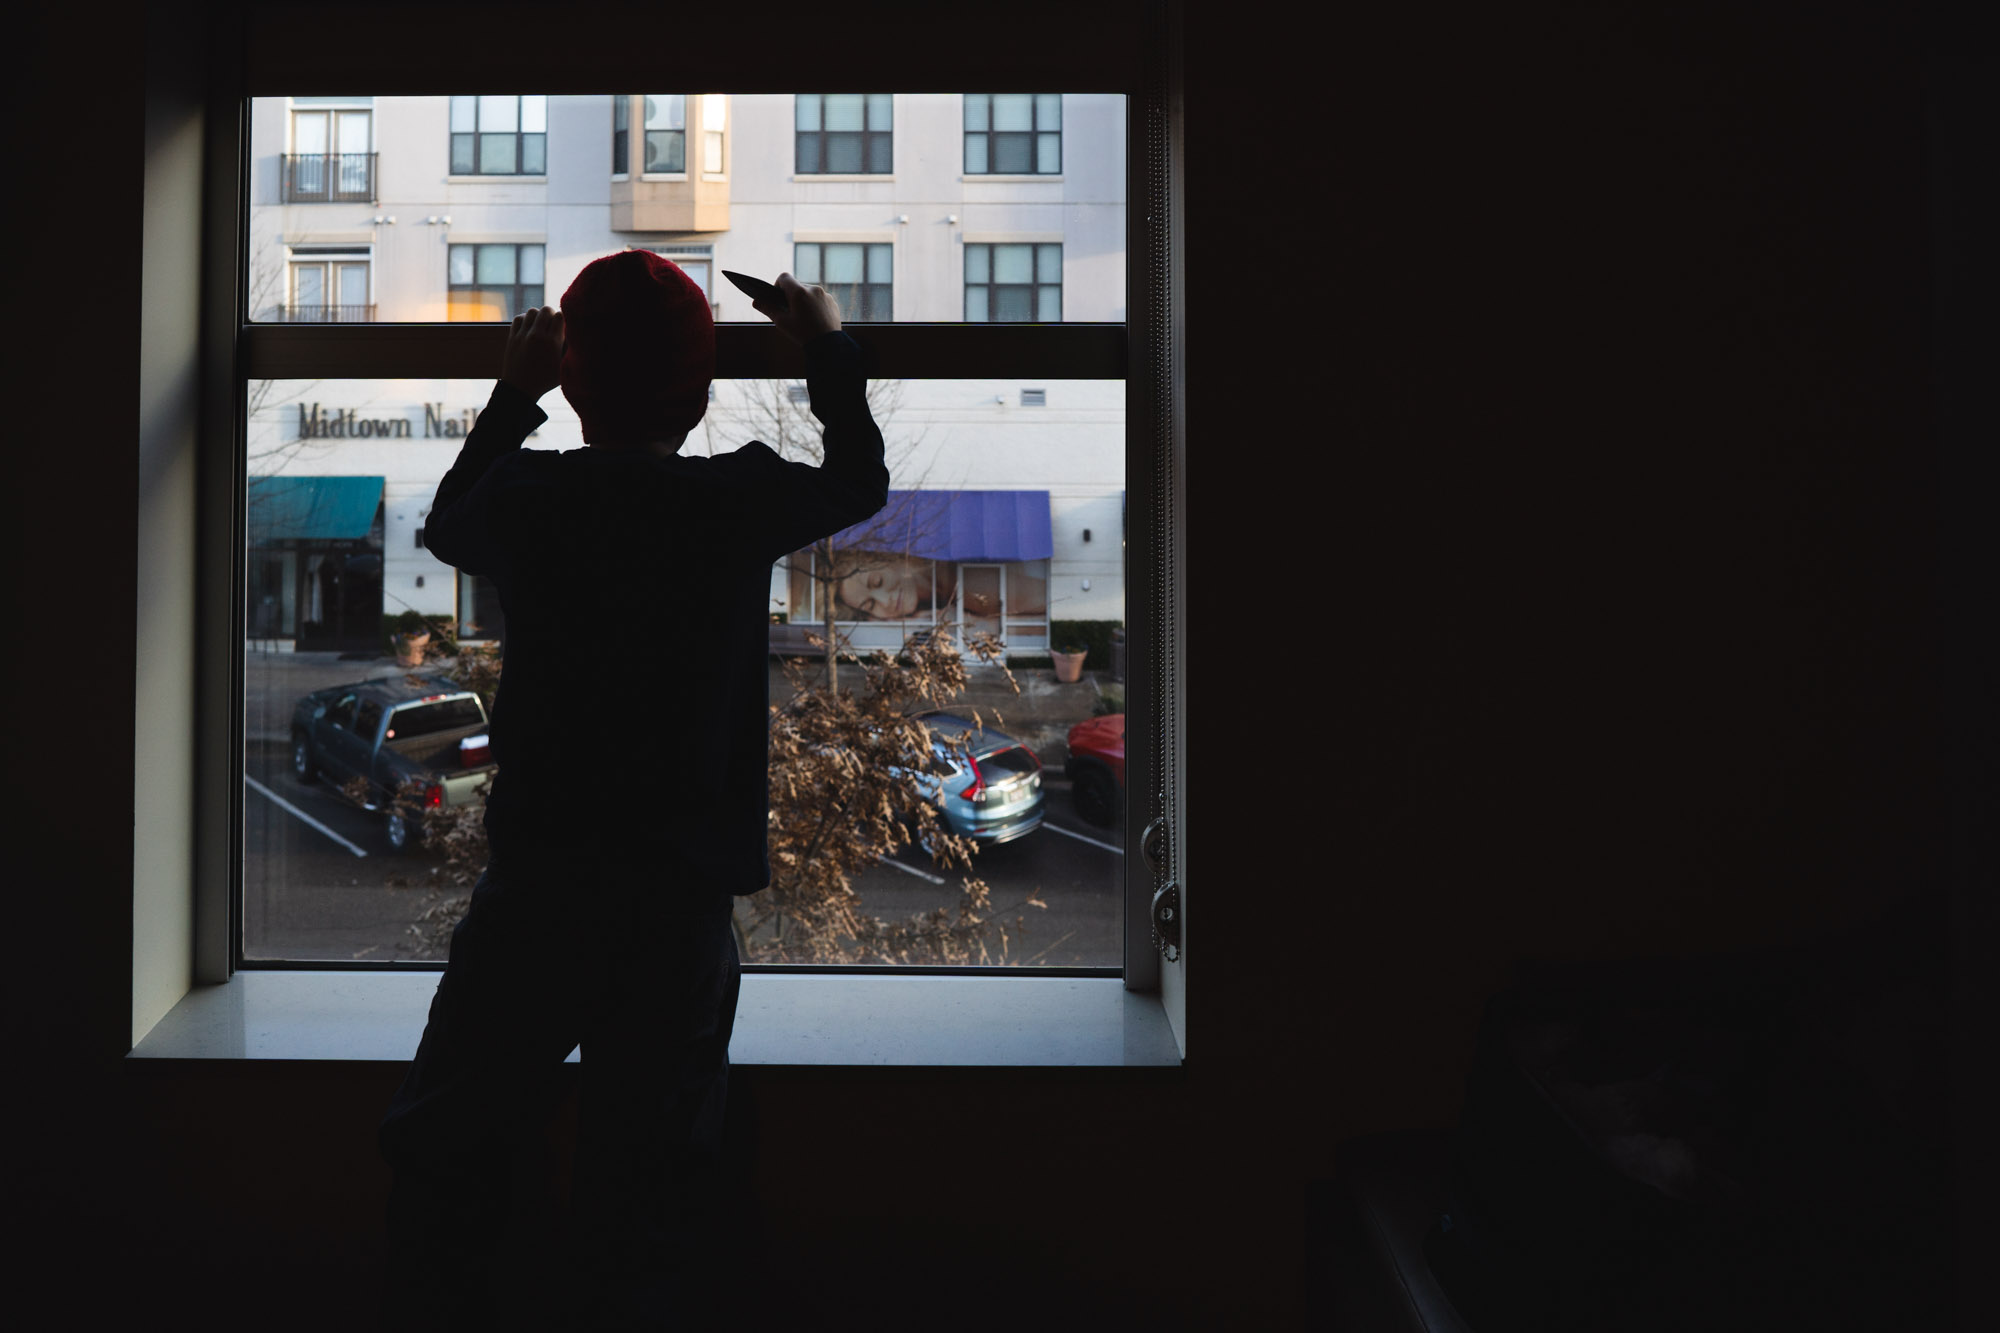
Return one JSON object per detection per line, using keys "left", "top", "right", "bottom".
{"left": 271, "top": 305, "right": 378, "bottom": 323}
{"left": 281, "top": 153, "right": 378, "bottom": 203}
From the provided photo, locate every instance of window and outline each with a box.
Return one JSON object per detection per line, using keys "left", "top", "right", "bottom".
{"left": 966, "top": 243, "right": 1062, "bottom": 322}
{"left": 794, "top": 242, "right": 891, "bottom": 321}
{"left": 448, "top": 243, "right": 545, "bottom": 321}
{"left": 612, "top": 94, "right": 628, "bottom": 174}
{"left": 283, "top": 249, "right": 371, "bottom": 322}
{"left": 449, "top": 94, "right": 547, "bottom": 175}
{"left": 643, "top": 94, "right": 685, "bottom": 173}
{"left": 220, "top": 87, "right": 1174, "bottom": 1036}
{"left": 284, "top": 101, "right": 374, "bottom": 202}
{"left": 795, "top": 93, "right": 892, "bottom": 174}
{"left": 964, "top": 93, "right": 1061, "bottom": 174}
{"left": 702, "top": 93, "right": 728, "bottom": 174}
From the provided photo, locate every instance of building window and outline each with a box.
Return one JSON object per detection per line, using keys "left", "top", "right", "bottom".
{"left": 795, "top": 242, "right": 891, "bottom": 321}
{"left": 795, "top": 94, "right": 892, "bottom": 174}
{"left": 643, "top": 94, "right": 685, "bottom": 173}
{"left": 449, "top": 94, "right": 547, "bottom": 175}
{"left": 448, "top": 243, "right": 545, "bottom": 321}
{"left": 702, "top": 93, "right": 728, "bottom": 174}
{"left": 284, "top": 105, "right": 374, "bottom": 202}
{"left": 965, "top": 243, "right": 1062, "bottom": 322}
{"left": 284, "top": 250, "right": 372, "bottom": 322}
{"left": 612, "top": 94, "right": 628, "bottom": 174}
{"left": 964, "top": 94, "right": 1061, "bottom": 174}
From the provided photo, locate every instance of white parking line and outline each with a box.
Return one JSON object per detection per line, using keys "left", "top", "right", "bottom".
{"left": 1042, "top": 822, "right": 1126, "bottom": 855}
{"left": 245, "top": 775, "right": 370, "bottom": 858}
{"left": 875, "top": 853, "right": 947, "bottom": 884}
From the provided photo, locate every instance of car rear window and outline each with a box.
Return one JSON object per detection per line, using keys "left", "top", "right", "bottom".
{"left": 386, "top": 697, "right": 486, "bottom": 738}
{"left": 980, "top": 745, "right": 1039, "bottom": 779}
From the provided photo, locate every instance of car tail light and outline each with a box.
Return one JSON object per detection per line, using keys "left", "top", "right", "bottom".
{"left": 459, "top": 734, "right": 490, "bottom": 767}
{"left": 425, "top": 784, "right": 443, "bottom": 809}
{"left": 963, "top": 754, "right": 987, "bottom": 805}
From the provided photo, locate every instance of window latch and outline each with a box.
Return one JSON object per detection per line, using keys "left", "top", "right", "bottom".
{"left": 1150, "top": 881, "right": 1181, "bottom": 962}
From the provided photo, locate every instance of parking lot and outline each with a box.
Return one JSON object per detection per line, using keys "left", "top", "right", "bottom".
{"left": 241, "top": 650, "right": 1127, "bottom": 967}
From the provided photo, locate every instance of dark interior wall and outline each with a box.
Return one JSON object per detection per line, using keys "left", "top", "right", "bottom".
{"left": 6, "top": 1, "right": 1981, "bottom": 1326}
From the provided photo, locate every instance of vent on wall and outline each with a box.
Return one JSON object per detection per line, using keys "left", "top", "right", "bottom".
{"left": 787, "top": 384, "right": 810, "bottom": 403}
{"left": 1021, "top": 388, "right": 1047, "bottom": 406}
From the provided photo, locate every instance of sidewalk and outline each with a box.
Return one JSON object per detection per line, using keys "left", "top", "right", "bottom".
{"left": 244, "top": 646, "right": 1120, "bottom": 766}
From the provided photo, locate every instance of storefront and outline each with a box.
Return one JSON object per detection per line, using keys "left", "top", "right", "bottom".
{"left": 246, "top": 475, "right": 385, "bottom": 652}
{"left": 775, "top": 490, "right": 1054, "bottom": 656}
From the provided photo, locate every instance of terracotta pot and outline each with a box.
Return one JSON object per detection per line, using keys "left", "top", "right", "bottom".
{"left": 394, "top": 630, "right": 430, "bottom": 667}
{"left": 1052, "top": 649, "right": 1087, "bottom": 683}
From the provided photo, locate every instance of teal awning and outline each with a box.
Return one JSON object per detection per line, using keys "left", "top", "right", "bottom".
{"left": 247, "top": 476, "right": 383, "bottom": 544}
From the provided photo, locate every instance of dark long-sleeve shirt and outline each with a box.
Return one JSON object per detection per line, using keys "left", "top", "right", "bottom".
{"left": 424, "top": 330, "right": 889, "bottom": 894}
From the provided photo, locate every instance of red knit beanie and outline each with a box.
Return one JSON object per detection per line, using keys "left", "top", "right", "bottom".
{"left": 558, "top": 250, "right": 715, "bottom": 446}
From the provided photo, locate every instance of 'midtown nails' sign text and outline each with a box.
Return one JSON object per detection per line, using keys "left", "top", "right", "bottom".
{"left": 294, "top": 403, "right": 535, "bottom": 439}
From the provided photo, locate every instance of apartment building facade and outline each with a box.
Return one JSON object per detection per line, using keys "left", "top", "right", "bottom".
{"left": 245, "top": 93, "right": 1127, "bottom": 657}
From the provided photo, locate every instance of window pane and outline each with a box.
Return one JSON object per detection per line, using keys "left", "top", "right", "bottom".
{"left": 1035, "top": 93, "right": 1062, "bottom": 129}
{"left": 1037, "top": 133, "right": 1061, "bottom": 174}
{"left": 1037, "top": 244, "right": 1063, "bottom": 284}
{"left": 337, "top": 264, "right": 369, "bottom": 307}
{"left": 447, "top": 290, "right": 507, "bottom": 320}
{"left": 645, "top": 94, "right": 684, "bottom": 129}
{"left": 645, "top": 131, "right": 684, "bottom": 172}
{"left": 993, "top": 244, "right": 1032, "bottom": 283}
{"left": 478, "top": 133, "right": 517, "bottom": 174}
{"left": 478, "top": 94, "right": 518, "bottom": 133}
{"left": 1037, "top": 286, "right": 1062, "bottom": 322}
{"left": 993, "top": 133, "right": 1032, "bottom": 173}
{"left": 993, "top": 93, "right": 1033, "bottom": 131}
{"left": 448, "top": 245, "right": 474, "bottom": 284}
{"left": 293, "top": 111, "right": 328, "bottom": 153}
{"left": 243, "top": 371, "right": 1126, "bottom": 967}
{"left": 826, "top": 133, "right": 862, "bottom": 173}
{"left": 864, "top": 285, "right": 891, "bottom": 321}
{"left": 995, "top": 286, "right": 1032, "bottom": 321}
{"left": 964, "top": 93, "right": 989, "bottom": 131}
{"left": 521, "top": 95, "right": 547, "bottom": 133}
{"left": 252, "top": 93, "right": 1126, "bottom": 323}
{"left": 705, "top": 131, "right": 724, "bottom": 173}
{"left": 793, "top": 244, "right": 819, "bottom": 283}
{"left": 965, "top": 286, "right": 988, "bottom": 321}
{"left": 825, "top": 93, "right": 863, "bottom": 131}
{"left": 824, "top": 243, "right": 863, "bottom": 284}
{"left": 867, "top": 244, "right": 892, "bottom": 284}
{"left": 475, "top": 244, "right": 515, "bottom": 284}
{"left": 519, "top": 245, "right": 544, "bottom": 284}
{"left": 291, "top": 265, "right": 324, "bottom": 307}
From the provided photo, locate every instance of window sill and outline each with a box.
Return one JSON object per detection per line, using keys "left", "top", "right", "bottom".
{"left": 639, "top": 173, "right": 689, "bottom": 182}
{"left": 127, "top": 971, "right": 1181, "bottom": 1068}
{"left": 446, "top": 175, "right": 548, "bottom": 184}
{"left": 962, "top": 175, "right": 1064, "bottom": 183}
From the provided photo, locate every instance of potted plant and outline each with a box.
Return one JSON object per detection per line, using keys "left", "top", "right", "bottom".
{"left": 1051, "top": 641, "right": 1088, "bottom": 683}
{"left": 388, "top": 610, "right": 431, "bottom": 667}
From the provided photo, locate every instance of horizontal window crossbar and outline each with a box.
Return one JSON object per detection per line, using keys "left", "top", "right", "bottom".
{"left": 241, "top": 322, "right": 1127, "bottom": 380}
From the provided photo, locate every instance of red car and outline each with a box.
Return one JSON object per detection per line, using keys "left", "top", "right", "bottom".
{"left": 1063, "top": 712, "right": 1125, "bottom": 828}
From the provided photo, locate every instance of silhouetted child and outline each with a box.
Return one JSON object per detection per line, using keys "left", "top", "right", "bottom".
{"left": 378, "top": 252, "right": 886, "bottom": 1327}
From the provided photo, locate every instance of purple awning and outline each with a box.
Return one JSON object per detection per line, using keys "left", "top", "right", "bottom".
{"left": 830, "top": 490, "right": 1053, "bottom": 562}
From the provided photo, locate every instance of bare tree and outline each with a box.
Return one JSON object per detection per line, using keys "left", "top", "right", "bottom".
{"left": 701, "top": 378, "right": 941, "bottom": 691}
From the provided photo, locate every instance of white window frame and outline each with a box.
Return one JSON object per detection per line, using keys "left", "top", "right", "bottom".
{"left": 134, "top": 38, "right": 1185, "bottom": 1069}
